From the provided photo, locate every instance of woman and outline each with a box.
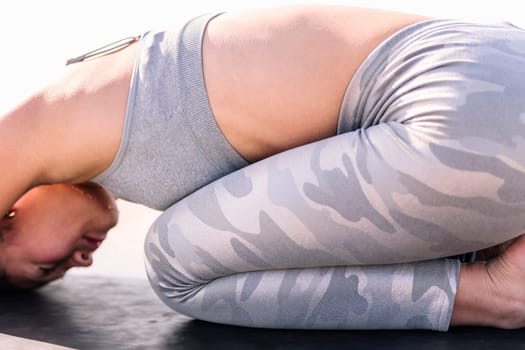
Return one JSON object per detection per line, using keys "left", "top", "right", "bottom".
{"left": 1, "top": 5, "right": 525, "bottom": 331}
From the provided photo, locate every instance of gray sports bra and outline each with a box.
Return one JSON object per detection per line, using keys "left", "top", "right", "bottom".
{"left": 92, "top": 13, "right": 247, "bottom": 210}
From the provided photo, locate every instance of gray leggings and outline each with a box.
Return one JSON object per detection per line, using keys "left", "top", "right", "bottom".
{"left": 144, "top": 19, "right": 525, "bottom": 331}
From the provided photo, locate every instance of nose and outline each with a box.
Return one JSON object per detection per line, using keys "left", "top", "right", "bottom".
{"left": 70, "top": 250, "right": 93, "bottom": 267}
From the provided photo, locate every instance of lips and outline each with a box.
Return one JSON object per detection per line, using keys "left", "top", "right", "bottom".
{"left": 83, "top": 234, "right": 106, "bottom": 249}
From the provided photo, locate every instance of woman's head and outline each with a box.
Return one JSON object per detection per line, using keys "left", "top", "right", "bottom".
{"left": 0, "top": 183, "right": 118, "bottom": 289}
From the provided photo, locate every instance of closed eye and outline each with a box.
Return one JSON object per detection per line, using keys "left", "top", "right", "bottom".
{"left": 39, "top": 266, "right": 55, "bottom": 277}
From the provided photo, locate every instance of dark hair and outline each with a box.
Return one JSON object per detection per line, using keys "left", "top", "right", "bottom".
{"left": 0, "top": 218, "right": 10, "bottom": 290}
{"left": 0, "top": 274, "right": 15, "bottom": 291}
{"left": 0, "top": 211, "right": 49, "bottom": 291}
{"left": 0, "top": 270, "right": 48, "bottom": 292}
{"left": 0, "top": 262, "right": 20, "bottom": 292}
{"left": 0, "top": 216, "right": 25, "bottom": 291}
{"left": 0, "top": 211, "right": 14, "bottom": 242}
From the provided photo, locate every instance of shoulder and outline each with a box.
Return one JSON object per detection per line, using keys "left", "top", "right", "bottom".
{"left": 33, "top": 41, "right": 139, "bottom": 184}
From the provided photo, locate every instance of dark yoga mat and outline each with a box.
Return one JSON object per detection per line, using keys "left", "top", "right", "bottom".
{"left": 1, "top": 275, "right": 525, "bottom": 350}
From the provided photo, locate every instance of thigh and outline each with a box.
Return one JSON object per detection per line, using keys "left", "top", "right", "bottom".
{"left": 144, "top": 124, "right": 469, "bottom": 330}
{"left": 143, "top": 19, "right": 525, "bottom": 330}
{"left": 146, "top": 122, "right": 524, "bottom": 283}
{"left": 337, "top": 19, "right": 525, "bottom": 252}
{"left": 146, "top": 21, "right": 525, "bottom": 284}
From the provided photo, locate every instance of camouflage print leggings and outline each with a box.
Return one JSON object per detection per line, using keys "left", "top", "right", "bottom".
{"left": 144, "top": 19, "right": 525, "bottom": 331}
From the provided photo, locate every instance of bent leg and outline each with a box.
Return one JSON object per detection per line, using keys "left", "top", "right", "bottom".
{"left": 145, "top": 114, "right": 513, "bottom": 330}
{"left": 145, "top": 20, "right": 525, "bottom": 331}
{"left": 145, "top": 110, "right": 525, "bottom": 330}
{"left": 147, "top": 243, "right": 457, "bottom": 330}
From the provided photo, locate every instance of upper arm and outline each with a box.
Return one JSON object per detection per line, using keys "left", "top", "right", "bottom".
{"left": 0, "top": 95, "right": 47, "bottom": 216}
{"left": 0, "top": 40, "right": 138, "bottom": 215}
{"left": 32, "top": 40, "right": 138, "bottom": 183}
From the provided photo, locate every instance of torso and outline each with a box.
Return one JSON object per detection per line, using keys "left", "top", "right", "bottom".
{"left": 203, "top": 5, "right": 429, "bottom": 161}
{"left": 3, "top": 5, "right": 428, "bottom": 212}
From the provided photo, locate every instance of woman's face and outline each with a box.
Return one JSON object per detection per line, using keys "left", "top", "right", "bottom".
{"left": 0, "top": 183, "right": 119, "bottom": 289}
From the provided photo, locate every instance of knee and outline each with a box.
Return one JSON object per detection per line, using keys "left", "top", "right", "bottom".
{"left": 143, "top": 207, "right": 205, "bottom": 308}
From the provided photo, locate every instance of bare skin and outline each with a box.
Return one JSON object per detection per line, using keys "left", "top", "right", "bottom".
{"left": 204, "top": 6, "right": 428, "bottom": 160}
{"left": 0, "top": 183, "right": 118, "bottom": 288}
{"left": 0, "top": 5, "right": 428, "bottom": 218}
{"left": 1, "top": 5, "right": 525, "bottom": 328}
{"left": 451, "top": 235, "right": 525, "bottom": 329}
{"left": 0, "top": 39, "right": 136, "bottom": 219}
